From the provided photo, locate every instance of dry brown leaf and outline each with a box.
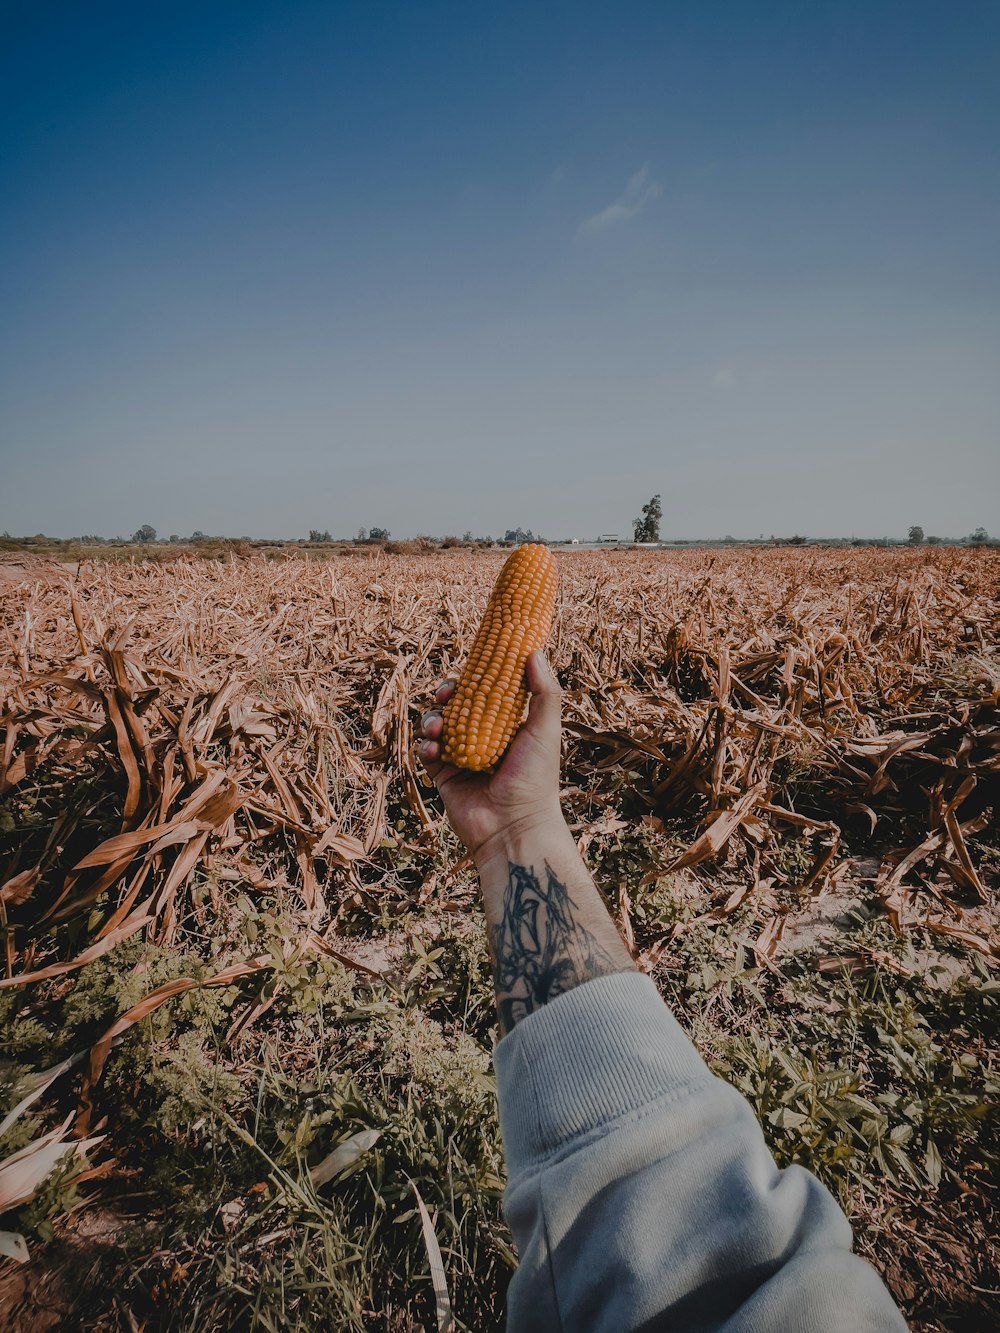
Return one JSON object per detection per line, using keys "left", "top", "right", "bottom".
{"left": 0, "top": 1118, "right": 104, "bottom": 1212}
{"left": 312, "top": 826, "right": 366, "bottom": 864}
{"left": 310, "top": 1129, "right": 382, "bottom": 1187}
{"left": 0, "top": 914, "right": 153, "bottom": 989}
{"left": 667, "top": 782, "right": 768, "bottom": 873}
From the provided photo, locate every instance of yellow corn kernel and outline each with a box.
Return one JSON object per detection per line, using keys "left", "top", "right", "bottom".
{"left": 441, "top": 544, "right": 557, "bottom": 770}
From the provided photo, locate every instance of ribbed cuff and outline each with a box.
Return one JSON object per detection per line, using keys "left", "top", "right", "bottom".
{"left": 493, "top": 971, "right": 710, "bottom": 1179}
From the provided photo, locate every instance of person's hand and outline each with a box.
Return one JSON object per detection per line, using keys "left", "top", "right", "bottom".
{"left": 418, "top": 650, "right": 564, "bottom": 864}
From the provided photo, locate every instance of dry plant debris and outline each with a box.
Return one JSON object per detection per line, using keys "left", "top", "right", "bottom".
{"left": 0, "top": 546, "right": 997, "bottom": 1331}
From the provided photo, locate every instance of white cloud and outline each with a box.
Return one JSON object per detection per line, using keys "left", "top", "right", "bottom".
{"left": 712, "top": 368, "right": 736, "bottom": 390}
{"left": 578, "top": 163, "right": 662, "bottom": 236}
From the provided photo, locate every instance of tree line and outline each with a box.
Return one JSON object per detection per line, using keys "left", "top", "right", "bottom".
{"left": 1, "top": 506, "right": 993, "bottom": 548}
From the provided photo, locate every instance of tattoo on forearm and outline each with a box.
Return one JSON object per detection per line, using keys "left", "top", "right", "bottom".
{"left": 490, "top": 860, "right": 631, "bottom": 1034}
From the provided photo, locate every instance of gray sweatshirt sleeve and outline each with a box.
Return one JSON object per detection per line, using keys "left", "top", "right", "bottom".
{"left": 493, "top": 971, "right": 908, "bottom": 1332}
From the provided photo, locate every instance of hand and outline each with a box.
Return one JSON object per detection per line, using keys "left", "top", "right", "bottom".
{"left": 418, "top": 650, "right": 565, "bottom": 863}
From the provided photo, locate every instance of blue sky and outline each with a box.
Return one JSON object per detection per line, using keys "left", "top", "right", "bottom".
{"left": 2, "top": 1, "right": 998, "bottom": 539}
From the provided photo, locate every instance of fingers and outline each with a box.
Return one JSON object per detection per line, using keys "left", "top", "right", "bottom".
{"left": 525, "top": 650, "right": 559, "bottom": 698}
{"left": 418, "top": 731, "right": 450, "bottom": 788}
{"left": 418, "top": 736, "right": 462, "bottom": 793}
{"left": 434, "top": 679, "right": 456, "bottom": 705}
{"left": 418, "top": 680, "right": 456, "bottom": 776}
{"left": 524, "top": 650, "right": 562, "bottom": 746}
{"left": 421, "top": 711, "right": 443, "bottom": 741}
{"left": 418, "top": 712, "right": 443, "bottom": 772}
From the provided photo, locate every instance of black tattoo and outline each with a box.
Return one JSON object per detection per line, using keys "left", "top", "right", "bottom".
{"left": 490, "top": 860, "right": 630, "bottom": 1034}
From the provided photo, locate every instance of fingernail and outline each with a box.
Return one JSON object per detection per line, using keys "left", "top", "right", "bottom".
{"left": 422, "top": 710, "right": 439, "bottom": 729}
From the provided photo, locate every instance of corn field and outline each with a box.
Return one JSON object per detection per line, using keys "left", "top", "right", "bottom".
{"left": 1, "top": 547, "right": 997, "bottom": 1331}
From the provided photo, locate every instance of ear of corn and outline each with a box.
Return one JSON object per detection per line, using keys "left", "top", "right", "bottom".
{"left": 440, "top": 544, "right": 557, "bottom": 770}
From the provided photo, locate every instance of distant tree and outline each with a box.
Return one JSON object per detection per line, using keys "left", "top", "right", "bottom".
{"left": 907, "top": 525, "right": 925, "bottom": 545}
{"left": 462, "top": 530, "right": 474, "bottom": 542}
{"left": 369, "top": 526, "right": 390, "bottom": 541}
{"left": 926, "top": 534, "right": 941, "bottom": 545}
{"left": 191, "top": 531, "right": 207, "bottom": 543}
{"left": 309, "top": 529, "right": 333, "bottom": 542}
{"left": 504, "top": 527, "right": 536, "bottom": 543}
{"left": 633, "top": 494, "right": 662, "bottom": 542}
{"left": 787, "top": 534, "right": 808, "bottom": 546}
{"left": 969, "top": 526, "right": 989, "bottom": 545}
{"left": 132, "top": 524, "right": 157, "bottom": 543}
{"left": 169, "top": 534, "right": 181, "bottom": 543}
{"left": 356, "top": 527, "right": 369, "bottom": 542}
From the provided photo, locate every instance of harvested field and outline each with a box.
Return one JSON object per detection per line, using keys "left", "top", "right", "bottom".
{"left": 1, "top": 547, "right": 998, "bottom": 1331}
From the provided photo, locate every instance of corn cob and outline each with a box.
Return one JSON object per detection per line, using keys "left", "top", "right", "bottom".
{"left": 440, "top": 544, "right": 557, "bottom": 771}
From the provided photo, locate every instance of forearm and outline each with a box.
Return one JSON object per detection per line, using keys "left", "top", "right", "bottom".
{"left": 495, "top": 973, "right": 908, "bottom": 1332}
{"left": 474, "top": 814, "right": 636, "bottom": 1035}
{"left": 426, "top": 666, "right": 905, "bottom": 1331}
{"left": 479, "top": 826, "right": 906, "bottom": 1332}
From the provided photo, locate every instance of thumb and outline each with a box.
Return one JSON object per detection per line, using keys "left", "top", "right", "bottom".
{"left": 524, "top": 650, "right": 562, "bottom": 743}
